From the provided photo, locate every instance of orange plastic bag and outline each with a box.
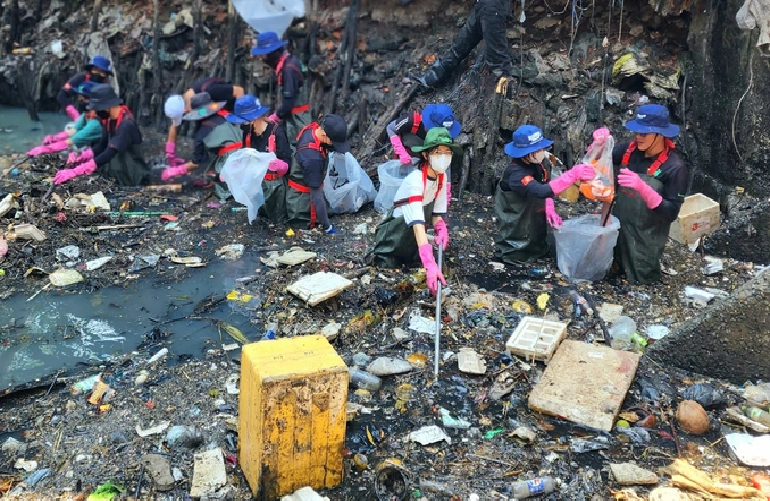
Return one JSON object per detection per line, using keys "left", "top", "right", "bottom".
{"left": 579, "top": 135, "right": 615, "bottom": 202}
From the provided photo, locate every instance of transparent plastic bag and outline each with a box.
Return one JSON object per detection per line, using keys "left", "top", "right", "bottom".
{"left": 324, "top": 152, "right": 377, "bottom": 214}
{"left": 232, "top": 0, "right": 304, "bottom": 39}
{"left": 579, "top": 135, "right": 615, "bottom": 202}
{"left": 219, "top": 148, "right": 275, "bottom": 224}
{"left": 374, "top": 158, "right": 418, "bottom": 214}
{"left": 554, "top": 214, "right": 621, "bottom": 281}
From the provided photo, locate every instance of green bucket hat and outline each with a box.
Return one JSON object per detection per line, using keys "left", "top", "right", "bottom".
{"left": 411, "top": 127, "right": 462, "bottom": 154}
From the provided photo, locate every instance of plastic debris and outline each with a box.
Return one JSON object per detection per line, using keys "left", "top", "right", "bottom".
{"left": 190, "top": 448, "right": 227, "bottom": 498}
{"left": 438, "top": 408, "right": 472, "bottom": 429}
{"left": 49, "top": 268, "right": 84, "bottom": 287}
{"left": 280, "top": 486, "right": 331, "bottom": 501}
{"left": 367, "top": 357, "right": 413, "bottom": 376}
{"left": 215, "top": 244, "right": 245, "bottom": 260}
{"left": 457, "top": 348, "right": 487, "bottom": 375}
{"left": 725, "top": 433, "right": 770, "bottom": 466}
{"left": 409, "top": 425, "right": 451, "bottom": 445}
{"left": 135, "top": 421, "right": 170, "bottom": 438}
{"left": 287, "top": 272, "right": 354, "bottom": 306}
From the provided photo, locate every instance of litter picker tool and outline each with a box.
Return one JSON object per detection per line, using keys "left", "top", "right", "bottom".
{"left": 434, "top": 244, "right": 443, "bottom": 378}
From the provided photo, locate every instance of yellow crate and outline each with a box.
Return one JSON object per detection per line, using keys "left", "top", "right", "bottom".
{"left": 669, "top": 193, "right": 720, "bottom": 245}
{"left": 239, "top": 335, "right": 348, "bottom": 498}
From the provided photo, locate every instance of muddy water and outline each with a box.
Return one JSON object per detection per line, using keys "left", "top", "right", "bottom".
{"left": 0, "top": 254, "right": 263, "bottom": 391}
{"left": 0, "top": 106, "right": 71, "bottom": 154}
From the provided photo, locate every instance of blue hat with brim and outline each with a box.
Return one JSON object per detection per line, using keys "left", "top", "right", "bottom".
{"left": 504, "top": 125, "right": 554, "bottom": 158}
{"left": 624, "top": 104, "right": 680, "bottom": 137}
{"left": 84, "top": 55, "right": 113, "bottom": 75}
{"left": 225, "top": 94, "right": 270, "bottom": 124}
{"left": 421, "top": 104, "right": 462, "bottom": 138}
{"left": 250, "top": 32, "right": 288, "bottom": 56}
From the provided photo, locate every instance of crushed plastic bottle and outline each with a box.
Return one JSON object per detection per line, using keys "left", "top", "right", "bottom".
{"left": 348, "top": 368, "right": 382, "bottom": 391}
{"left": 609, "top": 316, "right": 637, "bottom": 350}
{"left": 510, "top": 477, "right": 556, "bottom": 499}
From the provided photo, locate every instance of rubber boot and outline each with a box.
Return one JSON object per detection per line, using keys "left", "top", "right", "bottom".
{"left": 416, "top": 60, "right": 450, "bottom": 88}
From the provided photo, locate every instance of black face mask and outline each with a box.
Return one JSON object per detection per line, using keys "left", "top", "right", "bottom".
{"left": 76, "top": 102, "right": 88, "bottom": 113}
{"left": 240, "top": 124, "right": 253, "bottom": 134}
{"left": 96, "top": 110, "right": 110, "bottom": 120}
{"left": 264, "top": 49, "right": 284, "bottom": 68}
{"left": 90, "top": 73, "right": 106, "bottom": 84}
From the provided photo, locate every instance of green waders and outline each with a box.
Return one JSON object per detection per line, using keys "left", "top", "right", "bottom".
{"left": 372, "top": 202, "right": 435, "bottom": 269}
{"left": 203, "top": 122, "right": 242, "bottom": 200}
{"left": 613, "top": 174, "right": 669, "bottom": 284}
{"left": 285, "top": 156, "right": 331, "bottom": 228}
{"left": 260, "top": 173, "right": 288, "bottom": 224}
{"left": 281, "top": 61, "right": 311, "bottom": 148}
{"left": 494, "top": 181, "right": 549, "bottom": 264}
{"left": 100, "top": 143, "right": 149, "bottom": 186}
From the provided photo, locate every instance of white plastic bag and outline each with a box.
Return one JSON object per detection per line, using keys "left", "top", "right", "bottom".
{"left": 220, "top": 148, "right": 275, "bottom": 224}
{"left": 324, "top": 152, "right": 377, "bottom": 214}
{"left": 554, "top": 214, "right": 621, "bottom": 281}
{"left": 232, "top": 0, "right": 304, "bottom": 39}
{"left": 374, "top": 159, "right": 417, "bottom": 214}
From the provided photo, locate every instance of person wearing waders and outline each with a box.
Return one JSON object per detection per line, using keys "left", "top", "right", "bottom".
{"left": 56, "top": 55, "right": 112, "bottom": 121}
{"left": 225, "top": 95, "right": 293, "bottom": 224}
{"left": 372, "top": 127, "right": 460, "bottom": 296}
{"left": 592, "top": 104, "right": 687, "bottom": 284}
{"left": 161, "top": 92, "right": 230, "bottom": 188}
{"left": 182, "top": 77, "right": 245, "bottom": 113}
{"left": 28, "top": 82, "right": 102, "bottom": 156}
{"left": 494, "top": 125, "right": 595, "bottom": 264}
{"left": 250, "top": 32, "right": 311, "bottom": 147}
{"left": 53, "top": 84, "right": 149, "bottom": 186}
{"left": 387, "top": 103, "right": 462, "bottom": 207}
{"left": 416, "top": 0, "right": 513, "bottom": 87}
{"left": 288, "top": 114, "right": 350, "bottom": 233}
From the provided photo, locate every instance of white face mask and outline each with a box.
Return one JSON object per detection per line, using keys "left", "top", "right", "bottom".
{"left": 429, "top": 154, "right": 452, "bottom": 173}
{"left": 529, "top": 150, "right": 546, "bottom": 163}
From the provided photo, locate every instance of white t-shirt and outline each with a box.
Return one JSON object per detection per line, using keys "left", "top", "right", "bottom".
{"left": 392, "top": 167, "right": 448, "bottom": 226}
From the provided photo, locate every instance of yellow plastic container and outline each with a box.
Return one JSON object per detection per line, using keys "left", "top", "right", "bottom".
{"left": 669, "top": 193, "right": 720, "bottom": 245}
{"left": 239, "top": 335, "right": 348, "bottom": 498}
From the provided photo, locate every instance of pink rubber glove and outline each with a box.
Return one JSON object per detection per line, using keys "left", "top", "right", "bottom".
{"left": 389, "top": 135, "right": 412, "bottom": 165}
{"left": 0, "top": 236, "right": 7, "bottom": 258}
{"left": 618, "top": 168, "right": 663, "bottom": 209}
{"left": 418, "top": 243, "right": 446, "bottom": 296}
{"left": 267, "top": 159, "right": 289, "bottom": 177}
{"left": 43, "top": 131, "right": 70, "bottom": 145}
{"left": 545, "top": 198, "right": 562, "bottom": 228}
{"left": 78, "top": 148, "right": 94, "bottom": 163}
{"left": 549, "top": 163, "right": 595, "bottom": 194}
{"left": 268, "top": 113, "right": 280, "bottom": 124}
{"left": 587, "top": 126, "right": 610, "bottom": 153}
{"left": 47, "top": 140, "right": 70, "bottom": 153}
{"left": 165, "top": 141, "right": 176, "bottom": 157}
{"left": 170, "top": 157, "right": 186, "bottom": 167}
{"left": 65, "top": 105, "right": 80, "bottom": 121}
{"left": 433, "top": 218, "right": 449, "bottom": 250}
{"left": 27, "top": 145, "right": 54, "bottom": 156}
{"left": 66, "top": 151, "right": 80, "bottom": 165}
{"left": 446, "top": 181, "right": 452, "bottom": 207}
{"left": 161, "top": 165, "right": 189, "bottom": 181}
{"left": 53, "top": 159, "right": 96, "bottom": 185}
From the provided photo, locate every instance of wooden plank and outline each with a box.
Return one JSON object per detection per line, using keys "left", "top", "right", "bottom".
{"left": 528, "top": 340, "right": 640, "bottom": 432}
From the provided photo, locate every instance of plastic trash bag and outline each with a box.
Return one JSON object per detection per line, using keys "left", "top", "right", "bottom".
{"left": 324, "top": 152, "right": 377, "bottom": 214}
{"left": 220, "top": 148, "right": 275, "bottom": 224}
{"left": 579, "top": 135, "right": 615, "bottom": 202}
{"left": 554, "top": 214, "right": 621, "bottom": 281}
{"left": 374, "top": 158, "right": 418, "bottom": 214}
{"left": 232, "top": 0, "right": 304, "bottom": 39}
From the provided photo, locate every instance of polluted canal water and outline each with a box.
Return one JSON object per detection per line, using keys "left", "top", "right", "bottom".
{"left": 0, "top": 253, "right": 262, "bottom": 391}
{"left": 0, "top": 106, "right": 71, "bottom": 154}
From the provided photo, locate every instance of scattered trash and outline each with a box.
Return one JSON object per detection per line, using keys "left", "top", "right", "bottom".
{"left": 510, "top": 477, "right": 556, "bottom": 499}
{"left": 287, "top": 272, "right": 354, "bottom": 306}
{"left": 598, "top": 303, "right": 624, "bottom": 324}
{"left": 225, "top": 374, "right": 239, "bottom": 395}
{"left": 6, "top": 223, "right": 46, "bottom": 241}
{"left": 664, "top": 458, "right": 764, "bottom": 496}
{"left": 49, "top": 268, "right": 84, "bottom": 287}
{"left": 682, "top": 382, "right": 725, "bottom": 408}
{"left": 457, "top": 348, "right": 487, "bottom": 374}
{"left": 408, "top": 315, "right": 436, "bottom": 334}
{"left": 84, "top": 256, "right": 113, "bottom": 270}
{"left": 142, "top": 454, "right": 175, "bottom": 491}
{"left": 701, "top": 256, "right": 723, "bottom": 275}
{"left": 349, "top": 368, "right": 382, "bottom": 390}
{"left": 166, "top": 425, "right": 203, "bottom": 449}
{"left": 148, "top": 348, "right": 168, "bottom": 364}
{"left": 281, "top": 486, "right": 331, "bottom": 501}
{"left": 725, "top": 434, "right": 770, "bottom": 467}
{"left": 128, "top": 255, "right": 160, "bottom": 272}
{"left": 215, "top": 244, "right": 245, "bottom": 260}
{"left": 322, "top": 322, "right": 342, "bottom": 340}
{"left": 554, "top": 214, "right": 620, "bottom": 281}
{"left": 676, "top": 400, "right": 710, "bottom": 434}
{"left": 512, "top": 425, "right": 537, "bottom": 443}
{"left": 722, "top": 407, "right": 770, "bottom": 433}
{"left": 367, "top": 357, "right": 413, "bottom": 376}
{"left": 570, "top": 437, "right": 609, "bottom": 453}
{"left": 374, "top": 459, "right": 410, "bottom": 501}
{"left": 14, "top": 459, "right": 38, "bottom": 472}
{"left": 190, "top": 447, "right": 228, "bottom": 498}
{"left": 55, "top": 245, "right": 79, "bottom": 260}
{"left": 261, "top": 246, "right": 318, "bottom": 267}
{"left": 646, "top": 325, "right": 670, "bottom": 340}
{"left": 135, "top": 421, "right": 170, "bottom": 438}
{"left": 684, "top": 286, "right": 715, "bottom": 305}
{"left": 506, "top": 316, "right": 568, "bottom": 362}
{"left": 610, "top": 463, "right": 659, "bottom": 485}
{"left": 409, "top": 425, "right": 451, "bottom": 445}
{"left": 439, "top": 407, "right": 472, "bottom": 429}
{"left": 745, "top": 382, "right": 770, "bottom": 407}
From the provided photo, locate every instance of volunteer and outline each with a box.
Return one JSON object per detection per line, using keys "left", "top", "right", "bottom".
{"left": 598, "top": 103, "right": 687, "bottom": 284}
{"left": 28, "top": 82, "right": 102, "bottom": 156}
{"left": 56, "top": 55, "right": 113, "bottom": 121}
{"left": 53, "top": 84, "right": 149, "bottom": 186}
{"left": 387, "top": 103, "right": 462, "bottom": 204}
{"left": 416, "top": 0, "right": 513, "bottom": 87}
{"left": 251, "top": 32, "right": 310, "bottom": 145}
{"left": 372, "top": 127, "right": 460, "bottom": 296}
{"left": 182, "top": 77, "right": 244, "bottom": 113}
{"left": 225, "top": 94, "right": 293, "bottom": 223}
{"left": 494, "top": 125, "right": 594, "bottom": 264}
{"left": 288, "top": 114, "right": 351, "bottom": 233}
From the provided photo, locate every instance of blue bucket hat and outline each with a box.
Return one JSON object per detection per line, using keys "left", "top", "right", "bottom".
{"left": 421, "top": 104, "right": 462, "bottom": 138}
{"left": 504, "top": 125, "right": 554, "bottom": 158}
{"left": 250, "top": 32, "right": 288, "bottom": 56}
{"left": 226, "top": 95, "right": 270, "bottom": 124}
{"left": 624, "top": 104, "right": 680, "bottom": 137}
{"left": 75, "top": 81, "right": 97, "bottom": 97}
{"left": 84, "top": 55, "right": 113, "bottom": 75}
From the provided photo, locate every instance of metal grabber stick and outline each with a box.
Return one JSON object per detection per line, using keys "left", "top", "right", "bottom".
{"left": 434, "top": 244, "right": 443, "bottom": 378}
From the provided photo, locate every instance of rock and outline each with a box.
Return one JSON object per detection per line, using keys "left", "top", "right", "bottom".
{"left": 142, "top": 453, "right": 175, "bottom": 491}
{"left": 676, "top": 400, "right": 710, "bottom": 434}
{"left": 367, "top": 357, "right": 413, "bottom": 376}
{"left": 392, "top": 327, "right": 409, "bottom": 341}
{"left": 166, "top": 425, "right": 203, "bottom": 449}
{"left": 190, "top": 448, "right": 227, "bottom": 498}
{"left": 351, "top": 352, "right": 371, "bottom": 367}
{"left": 321, "top": 322, "right": 342, "bottom": 341}
{"left": 610, "top": 463, "right": 660, "bottom": 485}
{"left": 457, "top": 348, "right": 487, "bottom": 375}
{"left": 281, "top": 486, "right": 331, "bottom": 501}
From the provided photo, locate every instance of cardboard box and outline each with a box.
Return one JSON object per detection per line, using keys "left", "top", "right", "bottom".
{"left": 669, "top": 193, "right": 720, "bottom": 245}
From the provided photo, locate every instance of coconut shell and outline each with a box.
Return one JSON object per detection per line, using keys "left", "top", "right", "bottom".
{"left": 676, "top": 399, "right": 710, "bottom": 434}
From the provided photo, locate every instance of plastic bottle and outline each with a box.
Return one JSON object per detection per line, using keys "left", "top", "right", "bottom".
{"left": 569, "top": 291, "right": 589, "bottom": 317}
{"left": 745, "top": 407, "right": 770, "bottom": 427}
{"left": 348, "top": 368, "right": 382, "bottom": 391}
{"left": 609, "top": 316, "right": 637, "bottom": 351}
{"left": 510, "top": 477, "right": 556, "bottom": 499}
